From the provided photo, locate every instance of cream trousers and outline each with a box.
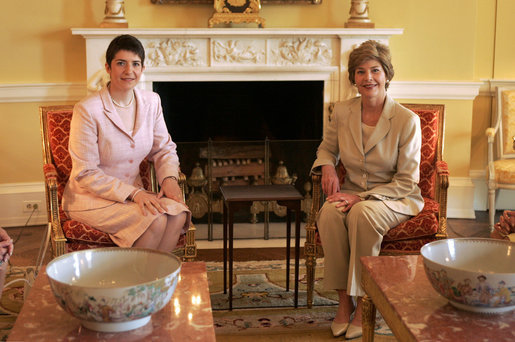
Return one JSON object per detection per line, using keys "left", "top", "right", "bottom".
{"left": 317, "top": 199, "right": 409, "bottom": 297}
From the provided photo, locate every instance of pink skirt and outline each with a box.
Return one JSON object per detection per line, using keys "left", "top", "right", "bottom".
{"left": 66, "top": 198, "right": 191, "bottom": 247}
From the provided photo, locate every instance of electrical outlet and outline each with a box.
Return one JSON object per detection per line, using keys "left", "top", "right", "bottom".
{"left": 22, "top": 200, "right": 42, "bottom": 213}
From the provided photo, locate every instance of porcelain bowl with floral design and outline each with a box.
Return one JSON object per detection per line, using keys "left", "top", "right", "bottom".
{"left": 421, "top": 238, "right": 515, "bottom": 314}
{"left": 46, "top": 247, "right": 181, "bottom": 332}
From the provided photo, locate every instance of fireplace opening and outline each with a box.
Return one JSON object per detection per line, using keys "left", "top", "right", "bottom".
{"left": 154, "top": 81, "right": 324, "bottom": 142}
{"left": 153, "top": 81, "right": 323, "bottom": 233}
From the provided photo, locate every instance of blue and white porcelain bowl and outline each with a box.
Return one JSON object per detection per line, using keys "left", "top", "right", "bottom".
{"left": 46, "top": 247, "right": 181, "bottom": 332}
{"left": 421, "top": 238, "right": 515, "bottom": 314}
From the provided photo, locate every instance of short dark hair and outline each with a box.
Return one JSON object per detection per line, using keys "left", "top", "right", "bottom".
{"left": 105, "top": 34, "right": 145, "bottom": 67}
{"left": 348, "top": 40, "right": 394, "bottom": 90}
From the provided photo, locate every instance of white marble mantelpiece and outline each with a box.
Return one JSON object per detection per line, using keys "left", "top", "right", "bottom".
{"left": 72, "top": 27, "right": 402, "bottom": 127}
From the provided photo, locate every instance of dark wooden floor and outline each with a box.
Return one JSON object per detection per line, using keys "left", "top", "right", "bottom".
{"left": 5, "top": 210, "right": 497, "bottom": 267}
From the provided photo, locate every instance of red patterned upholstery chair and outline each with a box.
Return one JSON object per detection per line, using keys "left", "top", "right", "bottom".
{"left": 304, "top": 103, "right": 448, "bottom": 308}
{"left": 40, "top": 105, "right": 197, "bottom": 260}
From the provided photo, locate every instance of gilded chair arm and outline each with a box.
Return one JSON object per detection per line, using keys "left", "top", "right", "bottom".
{"left": 435, "top": 161, "right": 449, "bottom": 239}
{"left": 43, "top": 163, "right": 58, "bottom": 180}
{"left": 436, "top": 160, "right": 449, "bottom": 177}
{"left": 305, "top": 174, "right": 322, "bottom": 253}
{"left": 43, "top": 163, "right": 67, "bottom": 257}
{"left": 178, "top": 171, "right": 197, "bottom": 261}
{"left": 43, "top": 163, "right": 59, "bottom": 223}
{"left": 179, "top": 171, "right": 187, "bottom": 203}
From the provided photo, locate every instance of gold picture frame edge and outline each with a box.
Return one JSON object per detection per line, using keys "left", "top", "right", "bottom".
{"left": 151, "top": 0, "right": 322, "bottom": 4}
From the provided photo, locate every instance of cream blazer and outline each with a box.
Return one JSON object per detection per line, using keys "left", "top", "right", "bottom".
{"left": 63, "top": 86, "right": 180, "bottom": 212}
{"left": 312, "top": 95, "right": 424, "bottom": 216}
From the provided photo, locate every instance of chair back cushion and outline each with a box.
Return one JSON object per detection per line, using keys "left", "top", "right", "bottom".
{"left": 411, "top": 108, "right": 440, "bottom": 200}
{"left": 46, "top": 109, "right": 74, "bottom": 219}
{"left": 500, "top": 89, "right": 515, "bottom": 158}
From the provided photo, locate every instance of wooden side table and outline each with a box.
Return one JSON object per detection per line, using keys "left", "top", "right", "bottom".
{"left": 220, "top": 184, "right": 304, "bottom": 310}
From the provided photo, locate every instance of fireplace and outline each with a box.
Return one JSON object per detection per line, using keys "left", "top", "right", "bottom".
{"left": 72, "top": 27, "right": 402, "bottom": 239}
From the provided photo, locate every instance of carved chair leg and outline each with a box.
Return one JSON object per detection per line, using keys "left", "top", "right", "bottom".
{"left": 362, "top": 295, "right": 376, "bottom": 342}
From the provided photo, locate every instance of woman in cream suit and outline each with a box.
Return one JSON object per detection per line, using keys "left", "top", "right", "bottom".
{"left": 312, "top": 40, "right": 423, "bottom": 338}
{"left": 63, "top": 35, "right": 191, "bottom": 252}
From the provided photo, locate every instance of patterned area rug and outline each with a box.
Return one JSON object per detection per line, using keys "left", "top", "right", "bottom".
{"left": 0, "top": 266, "right": 37, "bottom": 341}
{"left": 207, "top": 259, "right": 394, "bottom": 340}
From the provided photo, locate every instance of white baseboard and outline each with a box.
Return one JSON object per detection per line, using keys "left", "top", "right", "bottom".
{"left": 447, "top": 177, "right": 476, "bottom": 219}
{"left": 0, "top": 182, "right": 47, "bottom": 227}
{"left": 469, "top": 169, "right": 515, "bottom": 212}
{"left": 0, "top": 176, "right": 492, "bottom": 227}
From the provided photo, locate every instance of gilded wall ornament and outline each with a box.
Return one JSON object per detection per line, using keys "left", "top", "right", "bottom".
{"left": 146, "top": 39, "right": 202, "bottom": 67}
{"left": 209, "top": 0, "right": 265, "bottom": 28}
{"left": 212, "top": 40, "right": 264, "bottom": 64}
{"left": 272, "top": 38, "right": 332, "bottom": 65}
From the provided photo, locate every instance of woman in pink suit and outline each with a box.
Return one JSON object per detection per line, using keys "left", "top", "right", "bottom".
{"left": 62, "top": 35, "right": 191, "bottom": 252}
{"left": 312, "top": 40, "right": 423, "bottom": 338}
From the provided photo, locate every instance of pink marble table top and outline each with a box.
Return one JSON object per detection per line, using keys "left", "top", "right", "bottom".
{"left": 361, "top": 255, "right": 515, "bottom": 342}
{"left": 8, "top": 261, "right": 216, "bottom": 342}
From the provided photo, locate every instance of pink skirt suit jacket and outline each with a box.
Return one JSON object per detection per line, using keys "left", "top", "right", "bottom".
{"left": 62, "top": 86, "right": 191, "bottom": 247}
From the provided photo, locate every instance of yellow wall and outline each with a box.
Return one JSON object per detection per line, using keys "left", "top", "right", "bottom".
{"left": 0, "top": 0, "right": 514, "bottom": 183}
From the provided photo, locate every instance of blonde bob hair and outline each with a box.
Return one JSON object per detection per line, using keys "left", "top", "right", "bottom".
{"left": 348, "top": 40, "right": 394, "bottom": 90}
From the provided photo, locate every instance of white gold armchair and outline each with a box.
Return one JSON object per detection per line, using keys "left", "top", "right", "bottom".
{"left": 486, "top": 86, "right": 515, "bottom": 230}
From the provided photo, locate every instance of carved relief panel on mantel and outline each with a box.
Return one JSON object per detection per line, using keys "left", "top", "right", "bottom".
{"left": 142, "top": 37, "right": 334, "bottom": 67}
{"left": 270, "top": 38, "right": 332, "bottom": 65}
{"left": 146, "top": 39, "right": 204, "bottom": 67}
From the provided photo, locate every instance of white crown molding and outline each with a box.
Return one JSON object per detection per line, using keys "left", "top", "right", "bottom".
{"left": 388, "top": 81, "right": 482, "bottom": 100}
{"left": 0, "top": 80, "right": 488, "bottom": 103}
{"left": 0, "top": 83, "right": 86, "bottom": 103}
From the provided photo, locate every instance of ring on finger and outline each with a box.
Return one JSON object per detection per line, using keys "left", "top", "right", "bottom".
{"left": 343, "top": 200, "right": 348, "bottom": 205}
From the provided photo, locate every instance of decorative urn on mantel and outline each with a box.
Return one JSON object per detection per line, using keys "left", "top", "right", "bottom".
{"left": 345, "top": 0, "right": 375, "bottom": 28}
{"left": 100, "top": 0, "right": 129, "bottom": 28}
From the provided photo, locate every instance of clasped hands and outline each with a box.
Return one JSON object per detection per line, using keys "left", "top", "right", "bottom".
{"left": 132, "top": 177, "right": 184, "bottom": 216}
{"left": 492, "top": 210, "right": 515, "bottom": 240}
{"left": 0, "top": 228, "right": 13, "bottom": 266}
{"left": 321, "top": 165, "right": 361, "bottom": 212}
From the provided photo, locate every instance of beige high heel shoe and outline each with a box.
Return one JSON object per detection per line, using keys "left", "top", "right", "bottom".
{"left": 345, "top": 323, "right": 363, "bottom": 339}
{"left": 330, "top": 321, "right": 349, "bottom": 337}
